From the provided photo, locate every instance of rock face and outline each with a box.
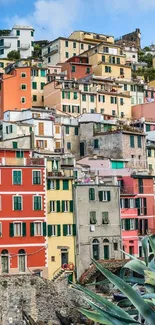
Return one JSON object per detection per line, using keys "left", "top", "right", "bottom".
{"left": 0, "top": 274, "right": 86, "bottom": 325}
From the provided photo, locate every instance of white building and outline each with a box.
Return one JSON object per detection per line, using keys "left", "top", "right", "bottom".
{"left": 124, "top": 46, "right": 138, "bottom": 63}
{"left": 0, "top": 25, "right": 34, "bottom": 59}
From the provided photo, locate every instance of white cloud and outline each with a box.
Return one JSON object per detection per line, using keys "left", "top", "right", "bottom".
{"left": 6, "top": 0, "right": 83, "bottom": 40}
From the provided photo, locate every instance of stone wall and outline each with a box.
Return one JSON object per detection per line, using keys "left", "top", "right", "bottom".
{"left": 0, "top": 274, "right": 85, "bottom": 325}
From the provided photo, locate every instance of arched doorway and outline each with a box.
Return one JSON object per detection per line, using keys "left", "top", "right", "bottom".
{"left": 1, "top": 250, "right": 9, "bottom": 273}
{"left": 18, "top": 249, "right": 26, "bottom": 272}
{"left": 92, "top": 239, "right": 100, "bottom": 260}
{"left": 103, "top": 239, "right": 110, "bottom": 260}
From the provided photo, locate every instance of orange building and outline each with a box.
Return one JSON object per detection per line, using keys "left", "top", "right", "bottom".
{"left": 0, "top": 67, "right": 32, "bottom": 118}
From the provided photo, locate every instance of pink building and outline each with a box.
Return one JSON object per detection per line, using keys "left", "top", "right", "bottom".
{"left": 132, "top": 101, "right": 155, "bottom": 120}
{"left": 120, "top": 175, "right": 155, "bottom": 257}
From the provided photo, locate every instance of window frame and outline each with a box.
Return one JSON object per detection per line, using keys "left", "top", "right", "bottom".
{"left": 32, "top": 170, "right": 41, "bottom": 185}
{"left": 12, "top": 169, "right": 22, "bottom": 185}
{"left": 13, "top": 222, "right": 22, "bottom": 237}
{"left": 50, "top": 201, "right": 56, "bottom": 212}
{"left": 33, "top": 195, "right": 42, "bottom": 211}
{"left": 66, "top": 224, "right": 72, "bottom": 236}
{"left": 13, "top": 195, "right": 22, "bottom": 211}
{"left": 34, "top": 221, "right": 42, "bottom": 236}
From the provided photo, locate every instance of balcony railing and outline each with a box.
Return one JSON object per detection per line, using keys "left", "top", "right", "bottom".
{"left": 19, "top": 44, "right": 30, "bottom": 50}
{"left": 0, "top": 157, "right": 45, "bottom": 166}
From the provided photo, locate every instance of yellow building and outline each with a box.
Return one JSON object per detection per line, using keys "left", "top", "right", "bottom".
{"left": 44, "top": 77, "right": 132, "bottom": 118}
{"left": 69, "top": 30, "right": 114, "bottom": 44}
{"left": 31, "top": 66, "right": 47, "bottom": 106}
{"left": 0, "top": 58, "right": 14, "bottom": 73}
{"left": 46, "top": 157, "right": 76, "bottom": 280}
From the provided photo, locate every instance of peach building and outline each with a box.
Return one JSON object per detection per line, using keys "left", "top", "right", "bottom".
{"left": 0, "top": 67, "right": 32, "bottom": 118}
{"left": 132, "top": 101, "right": 155, "bottom": 120}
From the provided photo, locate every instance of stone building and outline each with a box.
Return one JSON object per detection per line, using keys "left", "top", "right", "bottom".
{"left": 74, "top": 179, "right": 122, "bottom": 279}
{"left": 79, "top": 123, "right": 147, "bottom": 170}
{"left": 115, "top": 28, "right": 141, "bottom": 49}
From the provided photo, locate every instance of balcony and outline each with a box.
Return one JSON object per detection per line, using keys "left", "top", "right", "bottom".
{"left": 19, "top": 44, "right": 30, "bottom": 50}
{"left": 3, "top": 42, "right": 11, "bottom": 48}
{"left": 0, "top": 157, "right": 45, "bottom": 166}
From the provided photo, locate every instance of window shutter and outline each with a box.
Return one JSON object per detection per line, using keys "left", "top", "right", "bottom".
{"left": 56, "top": 201, "right": 60, "bottom": 212}
{"left": 70, "top": 200, "right": 73, "bottom": 212}
{"left": 135, "top": 219, "right": 139, "bottom": 230}
{"left": 63, "top": 224, "right": 67, "bottom": 236}
{"left": 135, "top": 198, "right": 140, "bottom": 208}
{"left": 62, "top": 201, "right": 65, "bottom": 212}
{"left": 78, "top": 106, "right": 80, "bottom": 113}
{"left": 144, "top": 219, "right": 148, "bottom": 233}
{"left": 63, "top": 105, "right": 66, "bottom": 112}
{"left": 144, "top": 198, "right": 147, "bottom": 215}
{"left": 10, "top": 223, "right": 14, "bottom": 237}
{"left": 124, "top": 198, "right": 129, "bottom": 208}
{"left": 57, "top": 225, "right": 61, "bottom": 236}
{"left": 42, "top": 222, "right": 46, "bottom": 236}
{"left": 30, "top": 222, "right": 34, "bottom": 236}
{"left": 125, "top": 219, "right": 130, "bottom": 230}
{"left": 62, "top": 91, "right": 65, "bottom": 99}
{"left": 44, "top": 140, "right": 47, "bottom": 148}
{"left": 63, "top": 180, "right": 69, "bottom": 190}
{"left": 68, "top": 105, "right": 71, "bottom": 112}
{"left": 72, "top": 106, "right": 74, "bottom": 113}
{"left": 22, "top": 223, "right": 26, "bottom": 237}
{"left": 47, "top": 179, "right": 51, "bottom": 190}
{"left": 107, "top": 191, "right": 111, "bottom": 201}
{"left": 98, "top": 191, "right": 103, "bottom": 201}
{"left": 72, "top": 224, "right": 76, "bottom": 236}
{"left": 56, "top": 180, "right": 60, "bottom": 190}
{"left": 50, "top": 201, "right": 52, "bottom": 212}
{"left": 68, "top": 92, "right": 70, "bottom": 99}
{"left": 48, "top": 225, "right": 52, "bottom": 237}
{"left": 130, "top": 135, "right": 134, "bottom": 148}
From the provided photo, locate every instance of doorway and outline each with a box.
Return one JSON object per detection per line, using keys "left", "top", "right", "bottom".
{"left": 61, "top": 250, "right": 68, "bottom": 266}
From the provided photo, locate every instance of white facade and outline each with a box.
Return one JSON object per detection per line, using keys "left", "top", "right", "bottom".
{"left": 0, "top": 25, "right": 34, "bottom": 59}
{"left": 124, "top": 46, "right": 138, "bottom": 63}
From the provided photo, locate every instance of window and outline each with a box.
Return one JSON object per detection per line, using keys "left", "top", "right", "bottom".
{"left": 66, "top": 141, "right": 71, "bottom": 150}
{"left": 124, "top": 84, "right": 127, "bottom": 91}
{"left": 137, "top": 135, "right": 142, "bottom": 148}
{"left": 86, "top": 67, "right": 90, "bottom": 74}
{"left": 21, "top": 97, "right": 26, "bottom": 103}
{"left": 114, "top": 243, "right": 118, "bottom": 251}
{"left": 65, "top": 41, "right": 68, "bottom": 47}
{"left": 13, "top": 196, "right": 22, "bottom": 210}
{"left": 0, "top": 62, "right": 4, "bottom": 68}
{"left": 31, "top": 69, "right": 39, "bottom": 77}
{"left": 12, "top": 141, "right": 18, "bottom": 149}
{"left": 94, "top": 139, "right": 99, "bottom": 149}
{"left": 72, "top": 105, "right": 80, "bottom": 114}
{"left": 21, "top": 72, "right": 26, "bottom": 78}
{"left": 48, "top": 57, "right": 51, "bottom": 63}
{"left": 130, "top": 135, "right": 134, "bottom": 148}
{"left": 55, "top": 125, "right": 60, "bottom": 134}
{"left": 32, "top": 82, "right": 37, "bottom": 89}
{"left": 48, "top": 225, "right": 57, "bottom": 236}
{"left": 120, "top": 98, "right": 124, "bottom": 105}
{"left": 50, "top": 201, "right": 56, "bottom": 212}
{"left": 102, "top": 55, "right": 105, "bottom": 62}
{"left": 89, "top": 188, "right": 95, "bottom": 201}
{"left": 99, "top": 191, "right": 111, "bottom": 202}
{"left": 138, "top": 178, "right": 143, "bottom": 194}
{"left": 33, "top": 196, "right": 42, "bottom": 210}
{"left": 73, "top": 92, "right": 78, "bottom": 99}
{"left": 34, "top": 222, "right": 42, "bottom": 236}
{"left": 33, "top": 95, "right": 37, "bottom": 101}
{"left": 0, "top": 49, "right": 4, "bottom": 55}
{"left": 18, "top": 249, "right": 26, "bottom": 272}
{"left": 117, "top": 58, "right": 120, "bottom": 64}
{"left": 52, "top": 160, "right": 59, "bottom": 170}
{"left": 63, "top": 180, "right": 69, "bottom": 190}
{"left": 105, "top": 66, "right": 111, "bottom": 73}
{"left": 31, "top": 30, "right": 34, "bottom": 37}
{"left": 148, "top": 148, "right": 152, "bottom": 157}
{"left": 81, "top": 43, "right": 84, "bottom": 50}
{"left": 112, "top": 110, "right": 116, "bottom": 116}
{"left": 73, "top": 42, "right": 76, "bottom": 48}
{"left": 65, "top": 52, "right": 69, "bottom": 58}
{"left": 41, "top": 70, "right": 46, "bottom": 77}
{"left": 92, "top": 239, "right": 100, "bottom": 260}
{"left": 88, "top": 45, "right": 91, "bottom": 50}
{"left": 75, "top": 127, "right": 78, "bottom": 135}
{"left": 90, "top": 95, "right": 94, "bottom": 102}
{"left": 13, "top": 170, "right": 22, "bottom": 185}
{"left": 16, "top": 150, "right": 24, "bottom": 159}
{"left": 120, "top": 68, "right": 124, "bottom": 75}
{"left": 73, "top": 53, "right": 76, "bottom": 56}
{"left": 149, "top": 164, "right": 153, "bottom": 170}
{"left": 14, "top": 223, "right": 22, "bottom": 236}
{"left": 103, "top": 47, "right": 109, "bottom": 53}
{"left": 17, "top": 40, "right": 20, "bottom": 48}
{"left": 62, "top": 200, "right": 69, "bottom": 212}
{"left": 67, "top": 224, "right": 72, "bottom": 235}
{"left": 72, "top": 65, "right": 76, "bottom": 72}
{"left": 51, "top": 256, "right": 55, "bottom": 261}
{"left": 102, "top": 212, "right": 109, "bottom": 224}
{"left": 6, "top": 125, "right": 13, "bottom": 134}
{"left": 1, "top": 250, "right": 9, "bottom": 273}
{"left": 90, "top": 211, "right": 97, "bottom": 224}
{"left": 146, "top": 124, "right": 151, "bottom": 132}
{"left": 65, "top": 126, "right": 69, "bottom": 134}
{"left": 82, "top": 94, "right": 86, "bottom": 101}
{"left": 41, "top": 82, "right": 45, "bottom": 90}
{"left": 33, "top": 171, "right": 41, "bottom": 185}
{"left": 21, "top": 84, "right": 26, "bottom": 90}
{"left": 38, "top": 122, "right": 44, "bottom": 135}
{"left": 111, "top": 161, "right": 124, "bottom": 169}
{"left": 110, "top": 97, "right": 117, "bottom": 104}
{"left": 84, "top": 85, "right": 88, "bottom": 91}
{"left": 16, "top": 30, "right": 20, "bottom": 36}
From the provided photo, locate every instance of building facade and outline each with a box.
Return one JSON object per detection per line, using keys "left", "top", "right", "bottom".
{"left": 74, "top": 181, "right": 122, "bottom": 279}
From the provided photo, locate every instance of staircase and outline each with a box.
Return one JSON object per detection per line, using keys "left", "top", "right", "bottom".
{"left": 52, "top": 267, "right": 65, "bottom": 282}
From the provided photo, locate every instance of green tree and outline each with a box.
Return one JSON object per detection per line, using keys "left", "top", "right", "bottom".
{"left": 7, "top": 50, "right": 20, "bottom": 61}
{"left": 33, "top": 44, "right": 41, "bottom": 58}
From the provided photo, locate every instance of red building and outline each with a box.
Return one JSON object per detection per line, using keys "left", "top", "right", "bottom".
{"left": 61, "top": 56, "right": 92, "bottom": 79}
{"left": 119, "top": 174, "right": 155, "bottom": 257}
{"left": 0, "top": 156, "right": 47, "bottom": 277}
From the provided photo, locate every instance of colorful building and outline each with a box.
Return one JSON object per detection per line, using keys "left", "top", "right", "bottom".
{"left": 120, "top": 174, "right": 155, "bottom": 257}
{"left": 69, "top": 30, "right": 114, "bottom": 44}
{"left": 61, "top": 56, "right": 92, "bottom": 79}
{"left": 46, "top": 156, "right": 76, "bottom": 280}
{"left": 0, "top": 156, "right": 47, "bottom": 277}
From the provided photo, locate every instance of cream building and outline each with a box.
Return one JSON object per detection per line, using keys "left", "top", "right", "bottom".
{"left": 69, "top": 30, "right": 114, "bottom": 44}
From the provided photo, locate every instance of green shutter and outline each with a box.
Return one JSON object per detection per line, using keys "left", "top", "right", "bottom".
{"left": 48, "top": 225, "right": 52, "bottom": 237}
{"left": 72, "top": 224, "right": 76, "bottom": 236}
{"left": 63, "top": 224, "right": 67, "bottom": 236}
{"left": 22, "top": 223, "right": 26, "bottom": 237}
{"left": 62, "top": 201, "right": 65, "bottom": 212}
{"left": 63, "top": 180, "right": 69, "bottom": 190}
{"left": 135, "top": 219, "right": 139, "bottom": 230}
{"left": 56, "top": 201, "right": 60, "bottom": 212}
{"left": 107, "top": 191, "right": 111, "bottom": 201}
{"left": 62, "top": 91, "right": 65, "bottom": 99}
{"left": 78, "top": 106, "right": 80, "bottom": 113}
{"left": 135, "top": 198, "right": 140, "bottom": 208}
{"left": 89, "top": 188, "right": 95, "bottom": 200}
{"left": 75, "top": 127, "right": 78, "bottom": 135}
{"left": 125, "top": 219, "right": 130, "bottom": 230}
{"left": 137, "top": 135, "right": 142, "bottom": 148}
{"left": 68, "top": 92, "right": 70, "bottom": 99}
{"left": 10, "top": 223, "right": 14, "bottom": 237}
{"left": 70, "top": 200, "right": 73, "bottom": 212}
{"left": 56, "top": 180, "right": 60, "bottom": 190}
{"left": 72, "top": 106, "right": 74, "bottom": 113}
{"left": 98, "top": 191, "right": 103, "bottom": 201}
{"left": 144, "top": 198, "right": 147, "bottom": 215}
{"left": 30, "top": 222, "right": 34, "bottom": 236}
{"left": 130, "top": 135, "right": 134, "bottom": 148}
{"left": 47, "top": 179, "right": 51, "bottom": 190}
{"left": 57, "top": 225, "right": 61, "bottom": 236}
{"left": 42, "top": 222, "right": 46, "bottom": 236}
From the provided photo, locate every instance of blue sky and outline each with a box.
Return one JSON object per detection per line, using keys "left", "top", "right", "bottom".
{"left": 1, "top": 0, "right": 155, "bottom": 46}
